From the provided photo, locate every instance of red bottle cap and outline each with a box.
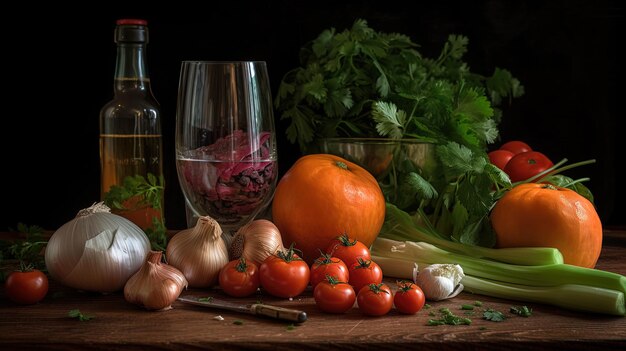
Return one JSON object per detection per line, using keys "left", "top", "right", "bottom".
{"left": 116, "top": 19, "right": 148, "bottom": 26}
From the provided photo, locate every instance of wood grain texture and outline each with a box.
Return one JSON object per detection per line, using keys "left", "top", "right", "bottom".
{"left": 1, "top": 231, "right": 625, "bottom": 350}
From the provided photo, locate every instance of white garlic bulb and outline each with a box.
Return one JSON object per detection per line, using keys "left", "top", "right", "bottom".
{"left": 415, "top": 263, "right": 465, "bottom": 301}
{"left": 166, "top": 216, "right": 229, "bottom": 288}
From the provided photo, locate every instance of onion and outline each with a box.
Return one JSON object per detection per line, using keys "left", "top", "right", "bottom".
{"left": 230, "top": 219, "right": 284, "bottom": 264}
{"left": 44, "top": 202, "right": 151, "bottom": 293}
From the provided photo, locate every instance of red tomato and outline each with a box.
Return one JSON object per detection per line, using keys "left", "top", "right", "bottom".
{"left": 309, "top": 252, "right": 349, "bottom": 289}
{"left": 488, "top": 149, "right": 515, "bottom": 171}
{"left": 393, "top": 280, "right": 425, "bottom": 315}
{"left": 348, "top": 258, "right": 383, "bottom": 292}
{"left": 325, "top": 233, "right": 371, "bottom": 268}
{"left": 259, "top": 245, "right": 310, "bottom": 298}
{"left": 219, "top": 258, "right": 260, "bottom": 297}
{"left": 356, "top": 283, "right": 393, "bottom": 316}
{"left": 5, "top": 269, "right": 48, "bottom": 305}
{"left": 500, "top": 140, "right": 532, "bottom": 155}
{"left": 504, "top": 151, "right": 554, "bottom": 182}
{"left": 313, "top": 275, "right": 356, "bottom": 313}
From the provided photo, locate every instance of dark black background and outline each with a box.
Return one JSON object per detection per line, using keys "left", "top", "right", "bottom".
{"left": 1, "top": 0, "right": 623, "bottom": 231}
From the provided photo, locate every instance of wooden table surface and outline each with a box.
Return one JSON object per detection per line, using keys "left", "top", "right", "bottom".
{"left": 1, "top": 230, "right": 625, "bottom": 350}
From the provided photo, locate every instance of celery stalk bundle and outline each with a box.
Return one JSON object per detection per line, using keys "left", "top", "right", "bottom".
{"left": 373, "top": 204, "right": 626, "bottom": 316}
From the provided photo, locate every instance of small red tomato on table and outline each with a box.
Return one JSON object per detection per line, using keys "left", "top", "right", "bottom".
{"left": 218, "top": 257, "right": 260, "bottom": 297}
{"left": 309, "top": 252, "right": 349, "bottom": 289}
{"left": 348, "top": 258, "right": 383, "bottom": 292}
{"left": 393, "top": 280, "right": 425, "bottom": 314}
{"left": 325, "top": 233, "right": 371, "bottom": 268}
{"left": 259, "top": 244, "right": 310, "bottom": 298}
{"left": 313, "top": 275, "right": 356, "bottom": 313}
{"left": 357, "top": 283, "right": 393, "bottom": 316}
{"left": 5, "top": 267, "right": 48, "bottom": 305}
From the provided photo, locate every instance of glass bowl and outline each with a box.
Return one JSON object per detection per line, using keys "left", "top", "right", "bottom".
{"left": 318, "top": 138, "right": 436, "bottom": 179}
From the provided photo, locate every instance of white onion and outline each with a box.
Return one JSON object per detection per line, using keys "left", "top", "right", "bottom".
{"left": 44, "top": 202, "right": 151, "bottom": 293}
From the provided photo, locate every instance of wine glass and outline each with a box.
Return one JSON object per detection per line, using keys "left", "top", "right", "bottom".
{"left": 175, "top": 61, "right": 277, "bottom": 239}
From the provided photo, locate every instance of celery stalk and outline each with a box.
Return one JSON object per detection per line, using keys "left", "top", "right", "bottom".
{"left": 382, "top": 204, "right": 564, "bottom": 265}
{"left": 371, "top": 255, "right": 419, "bottom": 279}
{"left": 462, "top": 276, "right": 625, "bottom": 317}
{"left": 374, "top": 238, "right": 626, "bottom": 294}
{"left": 371, "top": 239, "right": 626, "bottom": 316}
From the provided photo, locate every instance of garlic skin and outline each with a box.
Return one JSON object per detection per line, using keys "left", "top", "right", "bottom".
{"left": 166, "top": 216, "right": 229, "bottom": 288}
{"left": 230, "top": 219, "right": 285, "bottom": 264}
{"left": 124, "top": 251, "right": 188, "bottom": 311}
{"left": 414, "top": 263, "right": 465, "bottom": 301}
{"left": 44, "top": 202, "right": 151, "bottom": 293}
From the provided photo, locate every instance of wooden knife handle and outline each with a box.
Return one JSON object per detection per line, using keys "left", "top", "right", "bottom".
{"left": 250, "top": 303, "right": 307, "bottom": 323}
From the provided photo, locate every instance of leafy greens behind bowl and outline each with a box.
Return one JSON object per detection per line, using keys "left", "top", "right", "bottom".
{"left": 275, "top": 19, "right": 525, "bottom": 247}
{"left": 275, "top": 18, "right": 524, "bottom": 152}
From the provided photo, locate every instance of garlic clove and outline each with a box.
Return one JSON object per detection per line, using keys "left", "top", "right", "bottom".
{"left": 124, "top": 251, "right": 188, "bottom": 311}
{"left": 414, "top": 263, "right": 465, "bottom": 301}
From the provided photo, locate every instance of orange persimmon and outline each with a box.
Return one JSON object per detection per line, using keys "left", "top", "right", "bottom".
{"left": 271, "top": 154, "right": 386, "bottom": 265}
{"left": 490, "top": 183, "right": 602, "bottom": 268}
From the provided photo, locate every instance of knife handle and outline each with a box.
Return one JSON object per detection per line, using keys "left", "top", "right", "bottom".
{"left": 250, "top": 303, "right": 307, "bottom": 323}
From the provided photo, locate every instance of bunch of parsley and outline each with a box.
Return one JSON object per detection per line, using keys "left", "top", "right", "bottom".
{"left": 276, "top": 19, "right": 524, "bottom": 246}
{"left": 103, "top": 174, "right": 168, "bottom": 251}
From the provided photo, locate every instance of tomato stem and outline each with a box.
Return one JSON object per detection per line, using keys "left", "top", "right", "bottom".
{"left": 368, "top": 283, "right": 390, "bottom": 294}
{"left": 276, "top": 243, "right": 304, "bottom": 262}
{"left": 336, "top": 232, "right": 358, "bottom": 247}
{"left": 235, "top": 257, "right": 249, "bottom": 272}
{"left": 18, "top": 261, "right": 35, "bottom": 272}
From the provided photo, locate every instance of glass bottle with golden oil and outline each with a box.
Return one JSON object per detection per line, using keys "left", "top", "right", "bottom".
{"left": 100, "top": 19, "right": 164, "bottom": 233}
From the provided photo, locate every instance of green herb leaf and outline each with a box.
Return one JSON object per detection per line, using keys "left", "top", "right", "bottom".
{"left": 372, "top": 101, "right": 406, "bottom": 139}
{"left": 104, "top": 173, "right": 165, "bottom": 211}
{"left": 510, "top": 305, "right": 533, "bottom": 317}
{"left": 428, "top": 307, "right": 472, "bottom": 326}
{"left": 1, "top": 223, "right": 48, "bottom": 272}
{"left": 483, "top": 308, "right": 506, "bottom": 322}
{"left": 103, "top": 173, "right": 167, "bottom": 250}
{"left": 68, "top": 309, "right": 94, "bottom": 321}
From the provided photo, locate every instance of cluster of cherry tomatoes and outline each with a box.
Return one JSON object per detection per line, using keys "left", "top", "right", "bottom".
{"left": 218, "top": 234, "right": 426, "bottom": 316}
{"left": 488, "top": 140, "right": 554, "bottom": 182}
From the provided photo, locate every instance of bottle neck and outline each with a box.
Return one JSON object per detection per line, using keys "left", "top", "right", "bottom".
{"left": 114, "top": 43, "right": 150, "bottom": 93}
